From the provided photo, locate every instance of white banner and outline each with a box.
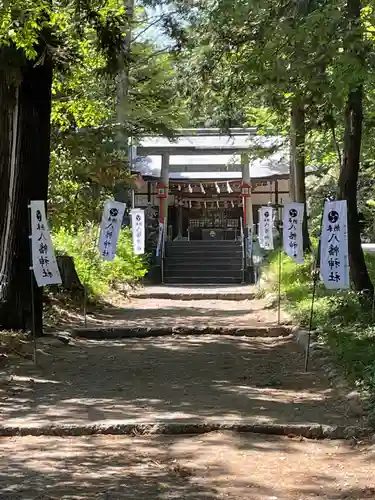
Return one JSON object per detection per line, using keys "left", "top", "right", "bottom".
{"left": 259, "top": 206, "right": 274, "bottom": 250}
{"left": 30, "top": 201, "right": 62, "bottom": 287}
{"left": 320, "top": 200, "right": 349, "bottom": 289}
{"left": 131, "top": 208, "right": 145, "bottom": 255}
{"left": 98, "top": 200, "right": 126, "bottom": 261}
{"left": 283, "top": 202, "right": 304, "bottom": 264}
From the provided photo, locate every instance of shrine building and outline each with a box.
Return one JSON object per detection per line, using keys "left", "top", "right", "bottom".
{"left": 132, "top": 128, "right": 290, "bottom": 285}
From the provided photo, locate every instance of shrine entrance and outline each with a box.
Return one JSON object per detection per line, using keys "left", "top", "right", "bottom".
{"left": 167, "top": 180, "right": 244, "bottom": 241}
{"left": 131, "top": 128, "right": 290, "bottom": 284}
{"left": 185, "top": 205, "right": 242, "bottom": 241}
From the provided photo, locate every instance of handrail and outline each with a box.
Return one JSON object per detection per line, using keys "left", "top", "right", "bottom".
{"left": 161, "top": 217, "right": 167, "bottom": 283}
{"left": 239, "top": 216, "right": 245, "bottom": 283}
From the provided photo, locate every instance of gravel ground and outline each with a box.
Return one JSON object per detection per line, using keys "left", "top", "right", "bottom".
{"left": 1, "top": 432, "right": 374, "bottom": 499}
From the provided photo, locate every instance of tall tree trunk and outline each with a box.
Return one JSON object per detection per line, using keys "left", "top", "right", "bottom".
{"left": 338, "top": 87, "right": 372, "bottom": 292}
{"left": 114, "top": 0, "right": 135, "bottom": 206}
{"left": 290, "top": 96, "right": 310, "bottom": 251}
{"left": 337, "top": 0, "right": 373, "bottom": 294}
{"left": 0, "top": 49, "right": 53, "bottom": 331}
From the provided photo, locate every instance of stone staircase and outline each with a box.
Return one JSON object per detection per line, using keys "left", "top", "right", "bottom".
{"left": 164, "top": 240, "right": 244, "bottom": 284}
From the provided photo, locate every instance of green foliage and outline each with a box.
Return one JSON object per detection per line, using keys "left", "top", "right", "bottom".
{"left": 305, "top": 124, "right": 375, "bottom": 242}
{"left": 53, "top": 225, "right": 147, "bottom": 296}
{"left": 49, "top": 140, "right": 122, "bottom": 228}
{"left": 161, "top": 0, "right": 375, "bottom": 251}
{"left": 245, "top": 107, "right": 288, "bottom": 136}
{"left": 45, "top": 2, "right": 188, "bottom": 228}
{"left": 165, "top": 0, "right": 348, "bottom": 127}
{"left": 0, "top": 1, "right": 132, "bottom": 67}
{"left": 0, "top": 1, "right": 188, "bottom": 231}
{"left": 0, "top": 1, "right": 49, "bottom": 59}
{"left": 265, "top": 250, "right": 375, "bottom": 399}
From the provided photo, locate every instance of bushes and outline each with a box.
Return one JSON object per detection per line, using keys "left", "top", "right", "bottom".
{"left": 264, "top": 249, "right": 375, "bottom": 399}
{"left": 53, "top": 225, "right": 147, "bottom": 296}
{"left": 266, "top": 250, "right": 369, "bottom": 328}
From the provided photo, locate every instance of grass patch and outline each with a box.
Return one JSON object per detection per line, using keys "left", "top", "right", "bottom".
{"left": 53, "top": 225, "right": 148, "bottom": 297}
{"left": 264, "top": 248, "right": 375, "bottom": 405}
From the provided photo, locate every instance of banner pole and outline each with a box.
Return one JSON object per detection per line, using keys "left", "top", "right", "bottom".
{"left": 273, "top": 202, "right": 283, "bottom": 325}
{"left": 277, "top": 222, "right": 283, "bottom": 325}
{"left": 28, "top": 203, "right": 37, "bottom": 365}
{"left": 304, "top": 199, "right": 326, "bottom": 372}
{"left": 83, "top": 223, "right": 101, "bottom": 328}
{"left": 304, "top": 269, "right": 318, "bottom": 372}
{"left": 83, "top": 284, "right": 88, "bottom": 328}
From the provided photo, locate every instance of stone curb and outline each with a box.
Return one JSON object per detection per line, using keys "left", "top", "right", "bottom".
{"left": 290, "top": 326, "right": 314, "bottom": 353}
{"left": 130, "top": 293, "right": 257, "bottom": 301}
{"left": 0, "top": 421, "right": 371, "bottom": 439}
{"left": 291, "top": 325, "right": 349, "bottom": 386}
{"left": 72, "top": 326, "right": 291, "bottom": 340}
{"left": 290, "top": 326, "right": 370, "bottom": 419}
{"left": 260, "top": 289, "right": 370, "bottom": 421}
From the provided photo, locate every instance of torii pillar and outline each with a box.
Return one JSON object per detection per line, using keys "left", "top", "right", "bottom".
{"left": 240, "top": 153, "right": 253, "bottom": 238}
{"left": 158, "top": 152, "right": 170, "bottom": 229}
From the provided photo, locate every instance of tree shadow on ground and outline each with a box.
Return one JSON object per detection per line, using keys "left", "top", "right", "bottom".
{"left": 93, "top": 306, "right": 259, "bottom": 320}
{"left": 0, "top": 434, "right": 272, "bottom": 500}
{"left": 0, "top": 335, "right": 364, "bottom": 428}
{"left": 0, "top": 432, "right": 374, "bottom": 499}
{"left": 86, "top": 298, "right": 276, "bottom": 328}
{"left": 45, "top": 297, "right": 276, "bottom": 330}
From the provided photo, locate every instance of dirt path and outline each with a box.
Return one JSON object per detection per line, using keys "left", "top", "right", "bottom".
{"left": 0, "top": 334, "right": 360, "bottom": 427}
{"left": 0, "top": 287, "right": 371, "bottom": 498}
{"left": 48, "top": 290, "right": 284, "bottom": 331}
{"left": 45, "top": 286, "right": 284, "bottom": 331}
{"left": 0, "top": 289, "right": 364, "bottom": 428}
{"left": 1, "top": 432, "right": 374, "bottom": 499}
{"left": 85, "top": 296, "right": 280, "bottom": 329}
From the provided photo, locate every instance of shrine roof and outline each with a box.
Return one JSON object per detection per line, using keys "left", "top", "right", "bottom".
{"left": 135, "top": 128, "right": 285, "bottom": 155}
{"left": 134, "top": 151, "right": 289, "bottom": 180}
{"left": 133, "top": 128, "right": 289, "bottom": 179}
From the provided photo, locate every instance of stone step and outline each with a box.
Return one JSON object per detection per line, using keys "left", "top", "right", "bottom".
{"left": 163, "top": 275, "right": 244, "bottom": 284}
{"left": 165, "top": 261, "right": 242, "bottom": 270}
{"left": 165, "top": 241, "right": 244, "bottom": 284}
{"left": 73, "top": 325, "right": 291, "bottom": 339}
{"left": 166, "top": 249, "right": 243, "bottom": 257}
{"left": 164, "top": 269, "right": 243, "bottom": 279}
{"left": 130, "top": 285, "right": 257, "bottom": 301}
{"left": 166, "top": 240, "right": 242, "bottom": 244}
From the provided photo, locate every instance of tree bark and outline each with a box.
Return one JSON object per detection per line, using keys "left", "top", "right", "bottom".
{"left": 337, "top": 0, "right": 373, "bottom": 294}
{"left": 56, "top": 256, "right": 84, "bottom": 292}
{"left": 338, "top": 87, "right": 373, "bottom": 292}
{"left": 290, "top": 96, "right": 310, "bottom": 251}
{"left": 0, "top": 49, "right": 53, "bottom": 331}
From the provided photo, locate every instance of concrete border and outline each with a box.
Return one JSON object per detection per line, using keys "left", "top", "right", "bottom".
{"left": 72, "top": 326, "right": 291, "bottom": 340}
{"left": 130, "top": 292, "right": 257, "bottom": 301}
{"left": 0, "top": 421, "right": 372, "bottom": 440}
